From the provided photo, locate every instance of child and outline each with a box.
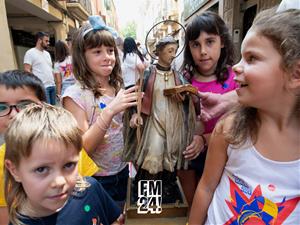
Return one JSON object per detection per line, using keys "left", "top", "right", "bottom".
{"left": 189, "top": 8, "right": 300, "bottom": 224}
{"left": 4, "top": 104, "right": 123, "bottom": 225}
{"left": 0, "top": 70, "right": 97, "bottom": 225}
{"left": 0, "top": 70, "right": 46, "bottom": 225}
{"left": 54, "top": 40, "right": 76, "bottom": 97}
{"left": 181, "top": 11, "right": 238, "bottom": 179}
{"left": 62, "top": 16, "right": 139, "bottom": 203}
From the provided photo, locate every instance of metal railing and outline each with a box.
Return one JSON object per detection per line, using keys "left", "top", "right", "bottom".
{"left": 67, "top": 0, "right": 92, "bottom": 15}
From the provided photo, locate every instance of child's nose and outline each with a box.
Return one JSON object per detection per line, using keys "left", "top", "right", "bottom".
{"left": 232, "top": 61, "right": 243, "bottom": 75}
{"left": 52, "top": 174, "right": 66, "bottom": 187}
{"left": 200, "top": 46, "right": 207, "bottom": 55}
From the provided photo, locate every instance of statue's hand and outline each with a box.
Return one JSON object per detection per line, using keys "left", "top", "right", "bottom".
{"left": 171, "top": 93, "right": 185, "bottom": 102}
{"left": 130, "top": 113, "right": 143, "bottom": 128}
{"left": 183, "top": 135, "right": 205, "bottom": 160}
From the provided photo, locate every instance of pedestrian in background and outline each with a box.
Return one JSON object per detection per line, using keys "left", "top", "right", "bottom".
{"left": 54, "top": 40, "right": 76, "bottom": 98}
{"left": 122, "top": 37, "right": 146, "bottom": 88}
{"left": 24, "top": 32, "right": 56, "bottom": 105}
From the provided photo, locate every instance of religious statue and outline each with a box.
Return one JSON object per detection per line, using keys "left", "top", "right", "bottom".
{"left": 123, "top": 36, "right": 202, "bottom": 202}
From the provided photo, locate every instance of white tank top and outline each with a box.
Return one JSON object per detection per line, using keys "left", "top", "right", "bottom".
{"left": 205, "top": 139, "right": 300, "bottom": 225}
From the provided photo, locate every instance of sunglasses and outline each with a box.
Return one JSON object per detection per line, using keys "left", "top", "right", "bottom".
{"left": 0, "top": 101, "right": 36, "bottom": 117}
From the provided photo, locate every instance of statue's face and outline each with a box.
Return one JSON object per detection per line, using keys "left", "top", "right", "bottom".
{"left": 157, "top": 43, "right": 178, "bottom": 67}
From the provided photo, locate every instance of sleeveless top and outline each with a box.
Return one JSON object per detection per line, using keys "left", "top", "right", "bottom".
{"left": 205, "top": 139, "right": 300, "bottom": 225}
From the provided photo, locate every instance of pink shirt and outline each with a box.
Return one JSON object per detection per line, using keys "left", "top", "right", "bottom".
{"left": 191, "top": 68, "right": 237, "bottom": 133}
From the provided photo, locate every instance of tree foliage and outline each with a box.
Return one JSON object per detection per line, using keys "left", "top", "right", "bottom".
{"left": 121, "top": 21, "right": 137, "bottom": 39}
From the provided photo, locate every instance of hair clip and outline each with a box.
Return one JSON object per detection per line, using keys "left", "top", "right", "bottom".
{"left": 83, "top": 15, "right": 118, "bottom": 38}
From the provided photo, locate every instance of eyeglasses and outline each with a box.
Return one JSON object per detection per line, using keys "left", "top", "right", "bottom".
{"left": 0, "top": 101, "right": 35, "bottom": 117}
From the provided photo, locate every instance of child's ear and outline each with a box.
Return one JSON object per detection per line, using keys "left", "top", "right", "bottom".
{"left": 289, "top": 59, "right": 300, "bottom": 89}
{"left": 5, "top": 160, "right": 21, "bottom": 182}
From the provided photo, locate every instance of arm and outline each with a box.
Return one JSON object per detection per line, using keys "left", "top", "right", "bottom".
{"left": 199, "top": 90, "right": 238, "bottom": 122}
{"left": 188, "top": 119, "right": 229, "bottom": 224}
{"left": 0, "top": 207, "right": 8, "bottom": 225}
{"left": 111, "top": 214, "right": 124, "bottom": 225}
{"left": 54, "top": 72, "right": 62, "bottom": 96}
{"left": 136, "top": 62, "right": 146, "bottom": 75}
{"left": 63, "top": 86, "right": 139, "bottom": 154}
{"left": 63, "top": 97, "right": 112, "bottom": 154}
{"left": 23, "top": 63, "right": 32, "bottom": 73}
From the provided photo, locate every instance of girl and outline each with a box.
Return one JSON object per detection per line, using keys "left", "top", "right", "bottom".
{"left": 189, "top": 8, "right": 300, "bottom": 224}
{"left": 121, "top": 37, "right": 146, "bottom": 88}
{"left": 54, "top": 40, "right": 76, "bottom": 97}
{"left": 62, "top": 16, "right": 139, "bottom": 203}
{"left": 4, "top": 104, "right": 122, "bottom": 225}
{"left": 182, "top": 11, "right": 237, "bottom": 178}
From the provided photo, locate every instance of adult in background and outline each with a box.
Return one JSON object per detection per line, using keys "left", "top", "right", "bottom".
{"left": 54, "top": 40, "right": 76, "bottom": 98}
{"left": 24, "top": 32, "right": 56, "bottom": 105}
{"left": 121, "top": 37, "right": 146, "bottom": 88}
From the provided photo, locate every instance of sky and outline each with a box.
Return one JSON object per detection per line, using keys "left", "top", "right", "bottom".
{"left": 114, "top": 0, "right": 141, "bottom": 29}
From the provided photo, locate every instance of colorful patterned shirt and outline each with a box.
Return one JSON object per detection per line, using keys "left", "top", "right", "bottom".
{"left": 62, "top": 82, "right": 127, "bottom": 176}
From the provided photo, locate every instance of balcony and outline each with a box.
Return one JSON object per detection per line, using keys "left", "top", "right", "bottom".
{"left": 66, "top": 0, "right": 92, "bottom": 22}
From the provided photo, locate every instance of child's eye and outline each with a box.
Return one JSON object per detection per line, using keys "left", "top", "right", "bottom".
{"left": 247, "top": 55, "right": 257, "bottom": 63}
{"left": 35, "top": 166, "right": 49, "bottom": 175}
{"left": 108, "top": 48, "right": 114, "bottom": 54}
{"left": 64, "top": 162, "right": 77, "bottom": 170}
{"left": 206, "top": 39, "right": 215, "bottom": 45}
{"left": 190, "top": 41, "right": 199, "bottom": 48}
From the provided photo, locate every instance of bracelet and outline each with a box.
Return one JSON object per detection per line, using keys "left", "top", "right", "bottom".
{"left": 100, "top": 112, "right": 110, "bottom": 129}
{"left": 95, "top": 117, "right": 108, "bottom": 131}
{"left": 95, "top": 114, "right": 109, "bottom": 132}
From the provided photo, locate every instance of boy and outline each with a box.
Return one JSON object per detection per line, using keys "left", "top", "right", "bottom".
{"left": 0, "top": 70, "right": 99, "bottom": 225}
{"left": 4, "top": 103, "right": 122, "bottom": 225}
{"left": 0, "top": 70, "right": 46, "bottom": 225}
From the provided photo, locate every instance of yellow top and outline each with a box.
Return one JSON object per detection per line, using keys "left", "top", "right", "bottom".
{"left": 0, "top": 144, "right": 99, "bottom": 207}
{"left": 0, "top": 144, "right": 5, "bottom": 206}
{"left": 78, "top": 149, "right": 100, "bottom": 177}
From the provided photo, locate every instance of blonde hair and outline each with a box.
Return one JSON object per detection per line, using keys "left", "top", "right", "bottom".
{"left": 4, "top": 103, "right": 84, "bottom": 225}
{"left": 226, "top": 8, "right": 300, "bottom": 146}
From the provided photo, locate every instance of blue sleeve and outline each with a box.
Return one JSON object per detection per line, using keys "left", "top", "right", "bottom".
{"left": 86, "top": 177, "right": 121, "bottom": 224}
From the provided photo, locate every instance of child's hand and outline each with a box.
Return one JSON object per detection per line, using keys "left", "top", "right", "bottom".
{"left": 183, "top": 135, "right": 205, "bottom": 160}
{"left": 106, "top": 86, "right": 142, "bottom": 116}
{"left": 130, "top": 113, "right": 143, "bottom": 128}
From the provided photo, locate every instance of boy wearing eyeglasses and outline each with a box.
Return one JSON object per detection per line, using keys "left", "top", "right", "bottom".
{"left": 0, "top": 70, "right": 46, "bottom": 225}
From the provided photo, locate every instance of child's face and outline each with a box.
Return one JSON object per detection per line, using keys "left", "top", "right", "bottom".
{"left": 0, "top": 86, "right": 40, "bottom": 134}
{"left": 233, "top": 30, "right": 286, "bottom": 108}
{"left": 6, "top": 139, "right": 79, "bottom": 217}
{"left": 84, "top": 45, "right": 116, "bottom": 80}
{"left": 189, "top": 31, "right": 223, "bottom": 76}
{"left": 157, "top": 43, "right": 178, "bottom": 67}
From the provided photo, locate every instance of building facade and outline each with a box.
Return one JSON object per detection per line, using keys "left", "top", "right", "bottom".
{"left": 0, "top": 0, "right": 118, "bottom": 72}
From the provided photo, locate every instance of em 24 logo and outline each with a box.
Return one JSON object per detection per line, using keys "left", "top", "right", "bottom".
{"left": 137, "top": 180, "right": 162, "bottom": 214}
